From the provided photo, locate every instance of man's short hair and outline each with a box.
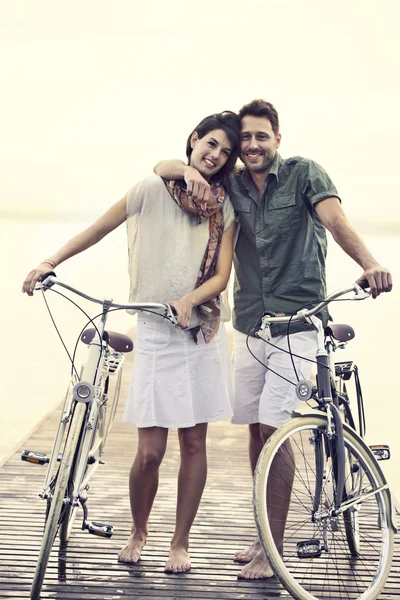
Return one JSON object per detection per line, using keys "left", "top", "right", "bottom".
{"left": 238, "top": 100, "right": 280, "bottom": 136}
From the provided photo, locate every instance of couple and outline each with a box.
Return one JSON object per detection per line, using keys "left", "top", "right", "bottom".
{"left": 22, "top": 100, "right": 392, "bottom": 579}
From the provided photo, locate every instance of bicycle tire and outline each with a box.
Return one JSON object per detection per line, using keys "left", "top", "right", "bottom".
{"left": 30, "top": 402, "right": 86, "bottom": 600}
{"left": 60, "top": 366, "right": 113, "bottom": 542}
{"left": 59, "top": 501, "right": 78, "bottom": 544}
{"left": 254, "top": 414, "right": 394, "bottom": 600}
{"left": 107, "top": 367, "right": 122, "bottom": 435}
{"left": 329, "top": 404, "right": 346, "bottom": 512}
{"left": 59, "top": 408, "right": 84, "bottom": 544}
{"left": 340, "top": 401, "right": 362, "bottom": 556}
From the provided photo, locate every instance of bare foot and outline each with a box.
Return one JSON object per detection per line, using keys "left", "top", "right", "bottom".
{"left": 165, "top": 545, "right": 191, "bottom": 573}
{"left": 118, "top": 531, "right": 147, "bottom": 564}
{"left": 233, "top": 539, "right": 261, "bottom": 563}
{"left": 237, "top": 549, "right": 275, "bottom": 579}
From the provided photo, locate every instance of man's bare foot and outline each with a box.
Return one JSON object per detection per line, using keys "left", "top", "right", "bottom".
{"left": 233, "top": 539, "right": 261, "bottom": 563}
{"left": 237, "top": 549, "right": 275, "bottom": 579}
{"left": 165, "top": 545, "right": 191, "bottom": 573}
{"left": 118, "top": 531, "right": 147, "bottom": 564}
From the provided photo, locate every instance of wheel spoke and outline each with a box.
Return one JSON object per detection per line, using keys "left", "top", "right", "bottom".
{"left": 254, "top": 415, "right": 394, "bottom": 600}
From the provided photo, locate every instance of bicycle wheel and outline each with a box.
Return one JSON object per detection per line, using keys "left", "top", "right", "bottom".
{"left": 341, "top": 405, "right": 362, "bottom": 556}
{"left": 30, "top": 402, "right": 86, "bottom": 600}
{"left": 59, "top": 496, "right": 79, "bottom": 544}
{"left": 107, "top": 367, "right": 123, "bottom": 434}
{"left": 336, "top": 389, "right": 363, "bottom": 556}
{"left": 254, "top": 414, "right": 394, "bottom": 600}
{"left": 343, "top": 459, "right": 361, "bottom": 557}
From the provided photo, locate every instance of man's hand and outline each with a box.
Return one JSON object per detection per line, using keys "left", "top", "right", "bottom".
{"left": 183, "top": 166, "right": 211, "bottom": 209}
{"left": 356, "top": 264, "right": 392, "bottom": 299}
{"left": 169, "top": 295, "right": 195, "bottom": 329}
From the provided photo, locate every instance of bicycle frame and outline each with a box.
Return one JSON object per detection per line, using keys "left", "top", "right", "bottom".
{"left": 256, "top": 284, "right": 368, "bottom": 514}
{"left": 256, "top": 282, "right": 398, "bottom": 533}
{"left": 304, "top": 313, "right": 346, "bottom": 512}
{"left": 36, "top": 274, "right": 177, "bottom": 515}
{"left": 41, "top": 297, "right": 113, "bottom": 503}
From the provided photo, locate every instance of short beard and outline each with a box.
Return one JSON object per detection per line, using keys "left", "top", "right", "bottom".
{"left": 243, "top": 153, "right": 275, "bottom": 174}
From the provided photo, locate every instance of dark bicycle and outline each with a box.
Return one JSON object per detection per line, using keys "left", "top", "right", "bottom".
{"left": 253, "top": 283, "right": 397, "bottom": 600}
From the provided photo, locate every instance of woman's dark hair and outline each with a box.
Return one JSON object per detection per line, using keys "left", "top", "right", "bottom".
{"left": 186, "top": 111, "right": 241, "bottom": 182}
{"left": 238, "top": 99, "right": 280, "bottom": 136}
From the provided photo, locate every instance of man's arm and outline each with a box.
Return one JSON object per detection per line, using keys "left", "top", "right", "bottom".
{"left": 154, "top": 159, "right": 186, "bottom": 180}
{"left": 315, "top": 197, "right": 392, "bottom": 298}
{"left": 168, "top": 222, "right": 235, "bottom": 328}
{"left": 154, "top": 160, "right": 211, "bottom": 205}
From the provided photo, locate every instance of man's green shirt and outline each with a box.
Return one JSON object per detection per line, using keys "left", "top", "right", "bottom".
{"left": 228, "top": 153, "right": 340, "bottom": 337}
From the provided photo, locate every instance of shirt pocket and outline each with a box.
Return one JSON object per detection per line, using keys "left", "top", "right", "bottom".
{"left": 233, "top": 198, "right": 253, "bottom": 233}
{"left": 234, "top": 197, "right": 251, "bottom": 212}
{"left": 268, "top": 193, "right": 301, "bottom": 233}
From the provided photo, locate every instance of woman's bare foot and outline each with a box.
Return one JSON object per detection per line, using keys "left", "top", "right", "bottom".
{"left": 233, "top": 539, "right": 261, "bottom": 563}
{"left": 237, "top": 549, "right": 275, "bottom": 579}
{"left": 118, "top": 530, "right": 147, "bottom": 564}
{"left": 165, "top": 545, "right": 191, "bottom": 573}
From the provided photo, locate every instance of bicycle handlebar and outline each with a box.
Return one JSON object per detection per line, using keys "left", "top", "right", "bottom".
{"left": 260, "top": 283, "right": 370, "bottom": 330}
{"left": 37, "top": 273, "right": 178, "bottom": 325}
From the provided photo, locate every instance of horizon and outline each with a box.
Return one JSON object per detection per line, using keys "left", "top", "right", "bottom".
{"left": 1, "top": 0, "right": 399, "bottom": 229}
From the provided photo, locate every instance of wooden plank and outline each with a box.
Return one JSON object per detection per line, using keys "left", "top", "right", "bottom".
{"left": 1, "top": 348, "right": 399, "bottom": 600}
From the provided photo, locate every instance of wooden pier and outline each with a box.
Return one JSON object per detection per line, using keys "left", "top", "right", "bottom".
{"left": 0, "top": 348, "right": 399, "bottom": 599}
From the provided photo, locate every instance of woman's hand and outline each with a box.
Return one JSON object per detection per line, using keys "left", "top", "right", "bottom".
{"left": 22, "top": 263, "right": 55, "bottom": 296}
{"left": 168, "top": 295, "right": 195, "bottom": 329}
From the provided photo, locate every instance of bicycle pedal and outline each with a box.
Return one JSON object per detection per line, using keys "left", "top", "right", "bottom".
{"left": 297, "top": 539, "right": 323, "bottom": 558}
{"left": 369, "top": 445, "right": 391, "bottom": 461}
{"left": 21, "top": 450, "right": 49, "bottom": 465}
{"left": 87, "top": 522, "right": 113, "bottom": 538}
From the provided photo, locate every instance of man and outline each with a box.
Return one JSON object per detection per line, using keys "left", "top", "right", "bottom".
{"left": 154, "top": 99, "right": 392, "bottom": 579}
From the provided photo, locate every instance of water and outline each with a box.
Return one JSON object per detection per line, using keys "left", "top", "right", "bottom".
{"left": 0, "top": 218, "right": 132, "bottom": 464}
{"left": 1, "top": 218, "right": 399, "bottom": 502}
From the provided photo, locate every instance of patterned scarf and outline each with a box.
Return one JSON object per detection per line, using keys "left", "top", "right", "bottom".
{"left": 163, "top": 179, "right": 226, "bottom": 343}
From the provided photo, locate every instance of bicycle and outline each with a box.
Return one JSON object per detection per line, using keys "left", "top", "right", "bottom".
{"left": 252, "top": 283, "right": 397, "bottom": 600}
{"left": 20, "top": 272, "right": 177, "bottom": 600}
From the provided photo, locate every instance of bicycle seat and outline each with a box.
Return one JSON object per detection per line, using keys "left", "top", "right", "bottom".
{"left": 324, "top": 323, "right": 355, "bottom": 342}
{"left": 80, "top": 328, "right": 134, "bottom": 353}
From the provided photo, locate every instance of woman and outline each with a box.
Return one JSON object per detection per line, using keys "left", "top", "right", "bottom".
{"left": 22, "top": 111, "right": 240, "bottom": 574}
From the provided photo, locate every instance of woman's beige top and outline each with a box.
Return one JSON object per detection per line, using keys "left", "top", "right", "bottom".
{"left": 126, "top": 175, "right": 235, "bottom": 322}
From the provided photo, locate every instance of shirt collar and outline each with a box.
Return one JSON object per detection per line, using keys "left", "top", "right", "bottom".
{"left": 269, "top": 152, "right": 282, "bottom": 180}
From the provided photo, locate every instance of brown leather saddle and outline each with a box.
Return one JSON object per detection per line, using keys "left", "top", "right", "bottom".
{"left": 324, "top": 323, "right": 355, "bottom": 342}
{"left": 80, "top": 328, "right": 133, "bottom": 353}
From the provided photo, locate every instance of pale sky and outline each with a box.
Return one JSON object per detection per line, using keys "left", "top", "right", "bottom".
{"left": 1, "top": 0, "right": 399, "bottom": 494}
{"left": 1, "top": 0, "right": 399, "bottom": 229}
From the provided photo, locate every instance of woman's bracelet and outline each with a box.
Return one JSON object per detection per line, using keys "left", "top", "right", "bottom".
{"left": 41, "top": 259, "right": 57, "bottom": 268}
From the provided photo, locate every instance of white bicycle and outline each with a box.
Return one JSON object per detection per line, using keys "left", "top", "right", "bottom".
{"left": 21, "top": 273, "right": 177, "bottom": 599}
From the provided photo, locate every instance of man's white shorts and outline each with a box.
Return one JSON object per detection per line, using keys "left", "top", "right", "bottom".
{"left": 231, "top": 329, "right": 318, "bottom": 428}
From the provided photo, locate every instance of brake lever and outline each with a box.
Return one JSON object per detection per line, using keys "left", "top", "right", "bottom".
{"left": 165, "top": 304, "right": 178, "bottom": 326}
{"left": 36, "top": 271, "right": 57, "bottom": 291}
{"left": 352, "top": 282, "right": 371, "bottom": 300}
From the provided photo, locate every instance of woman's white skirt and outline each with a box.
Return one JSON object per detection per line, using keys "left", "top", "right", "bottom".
{"left": 123, "top": 318, "right": 233, "bottom": 428}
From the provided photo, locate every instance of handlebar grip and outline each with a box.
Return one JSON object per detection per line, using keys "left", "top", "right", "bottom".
{"left": 37, "top": 270, "right": 56, "bottom": 282}
{"left": 357, "top": 279, "right": 370, "bottom": 291}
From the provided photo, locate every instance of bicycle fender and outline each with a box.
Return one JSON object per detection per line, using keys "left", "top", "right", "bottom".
{"left": 291, "top": 408, "right": 399, "bottom": 534}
